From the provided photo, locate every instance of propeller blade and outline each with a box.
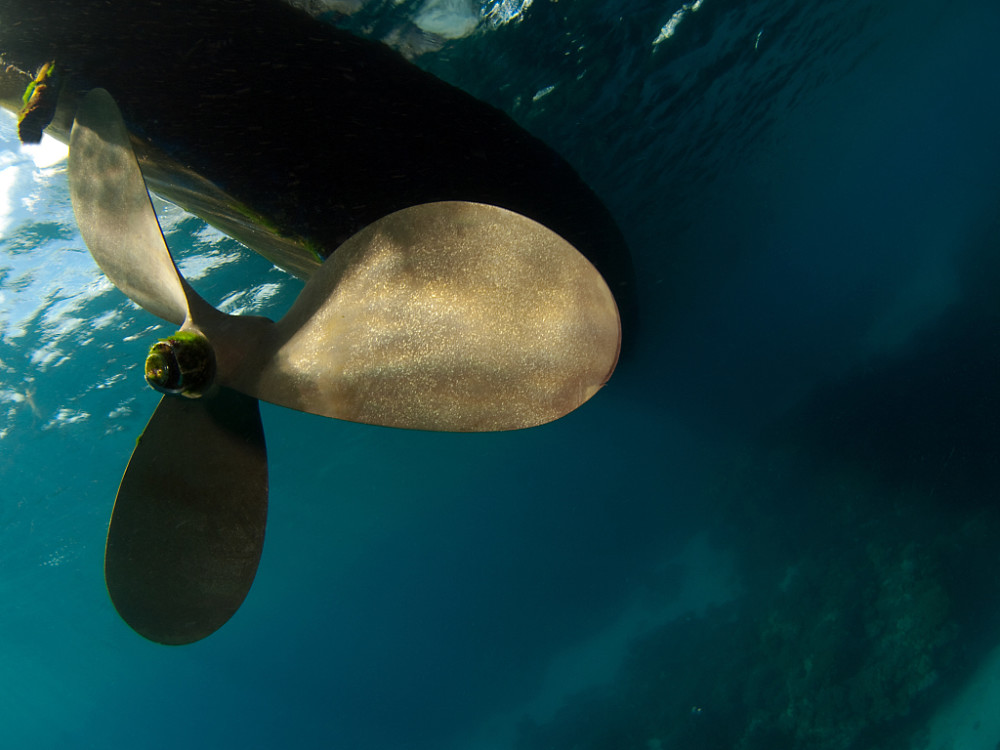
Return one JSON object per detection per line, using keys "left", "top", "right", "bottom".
{"left": 105, "top": 388, "right": 268, "bottom": 645}
{"left": 68, "top": 87, "right": 197, "bottom": 325}
{"left": 243, "top": 201, "right": 621, "bottom": 432}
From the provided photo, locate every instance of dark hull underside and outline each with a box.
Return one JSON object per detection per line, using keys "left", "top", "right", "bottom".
{"left": 0, "top": 0, "right": 635, "bottom": 330}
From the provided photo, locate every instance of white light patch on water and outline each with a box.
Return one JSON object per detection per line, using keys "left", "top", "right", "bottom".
{"left": 217, "top": 281, "right": 287, "bottom": 316}
{"left": 123, "top": 324, "right": 164, "bottom": 343}
{"left": 0, "top": 157, "right": 19, "bottom": 236}
{"left": 29, "top": 341, "right": 70, "bottom": 370}
{"left": 252, "top": 281, "right": 286, "bottom": 305}
{"left": 20, "top": 133, "right": 68, "bottom": 169}
{"left": 107, "top": 398, "right": 135, "bottom": 419}
{"left": 413, "top": 0, "right": 480, "bottom": 39}
{"left": 175, "top": 249, "right": 242, "bottom": 282}
{"left": 89, "top": 308, "right": 122, "bottom": 330}
{"left": 194, "top": 222, "right": 229, "bottom": 245}
{"left": 483, "top": 0, "right": 532, "bottom": 28}
{"left": 95, "top": 372, "right": 128, "bottom": 391}
{"left": 0, "top": 389, "right": 26, "bottom": 404}
{"left": 284, "top": 0, "right": 365, "bottom": 15}
{"left": 652, "top": 0, "right": 705, "bottom": 46}
{"left": 0, "top": 146, "right": 36, "bottom": 236}
{"left": 532, "top": 84, "right": 557, "bottom": 102}
{"left": 42, "top": 407, "right": 91, "bottom": 430}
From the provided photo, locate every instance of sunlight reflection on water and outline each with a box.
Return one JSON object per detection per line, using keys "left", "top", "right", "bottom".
{"left": 0, "top": 113, "right": 300, "bottom": 448}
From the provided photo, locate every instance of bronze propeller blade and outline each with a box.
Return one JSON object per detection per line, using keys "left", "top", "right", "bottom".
{"left": 105, "top": 388, "right": 267, "bottom": 645}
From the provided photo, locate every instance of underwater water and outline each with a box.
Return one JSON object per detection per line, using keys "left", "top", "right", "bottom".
{"left": 3, "top": 0, "right": 1000, "bottom": 748}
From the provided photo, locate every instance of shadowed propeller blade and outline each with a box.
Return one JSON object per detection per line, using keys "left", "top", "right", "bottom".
{"left": 105, "top": 388, "right": 267, "bottom": 645}
{"left": 67, "top": 87, "right": 196, "bottom": 326}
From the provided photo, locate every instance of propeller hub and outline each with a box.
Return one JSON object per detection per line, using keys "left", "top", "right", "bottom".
{"left": 145, "top": 330, "right": 216, "bottom": 398}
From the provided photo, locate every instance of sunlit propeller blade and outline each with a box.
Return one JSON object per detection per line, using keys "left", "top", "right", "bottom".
{"left": 105, "top": 388, "right": 268, "bottom": 645}
{"left": 68, "top": 88, "right": 196, "bottom": 325}
{"left": 243, "top": 201, "right": 621, "bottom": 431}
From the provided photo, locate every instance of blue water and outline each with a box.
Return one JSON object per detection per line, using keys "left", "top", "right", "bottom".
{"left": 3, "top": 1, "right": 1000, "bottom": 749}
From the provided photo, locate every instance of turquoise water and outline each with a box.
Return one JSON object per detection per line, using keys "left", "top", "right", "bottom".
{"left": 3, "top": 1, "right": 1000, "bottom": 748}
